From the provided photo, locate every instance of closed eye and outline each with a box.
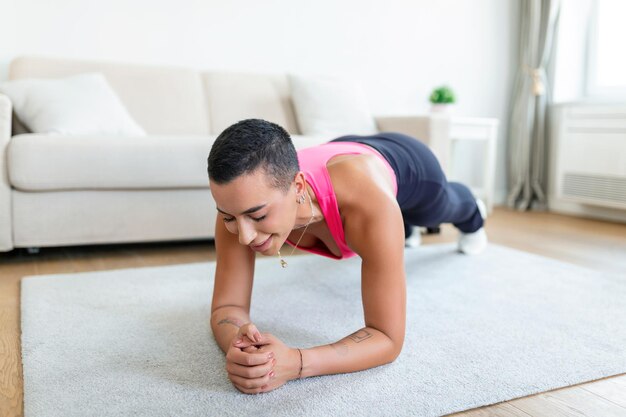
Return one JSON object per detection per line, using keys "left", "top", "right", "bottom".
{"left": 223, "top": 215, "right": 266, "bottom": 223}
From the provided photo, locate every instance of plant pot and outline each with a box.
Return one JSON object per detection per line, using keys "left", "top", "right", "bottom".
{"left": 430, "top": 104, "right": 456, "bottom": 114}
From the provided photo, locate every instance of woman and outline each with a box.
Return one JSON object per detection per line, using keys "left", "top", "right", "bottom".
{"left": 207, "top": 118, "right": 486, "bottom": 394}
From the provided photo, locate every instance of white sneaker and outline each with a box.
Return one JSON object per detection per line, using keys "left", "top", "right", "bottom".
{"left": 457, "top": 199, "right": 488, "bottom": 255}
{"left": 458, "top": 228, "right": 487, "bottom": 254}
{"left": 405, "top": 229, "right": 422, "bottom": 248}
{"left": 476, "top": 198, "right": 488, "bottom": 220}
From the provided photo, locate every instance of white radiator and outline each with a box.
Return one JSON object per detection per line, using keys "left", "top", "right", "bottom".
{"left": 548, "top": 103, "right": 626, "bottom": 222}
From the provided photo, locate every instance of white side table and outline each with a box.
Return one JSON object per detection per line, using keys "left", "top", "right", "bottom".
{"left": 447, "top": 117, "right": 499, "bottom": 213}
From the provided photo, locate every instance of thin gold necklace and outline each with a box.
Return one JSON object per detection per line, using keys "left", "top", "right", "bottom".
{"left": 278, "top": 191, "right": 315, "bottom": 268}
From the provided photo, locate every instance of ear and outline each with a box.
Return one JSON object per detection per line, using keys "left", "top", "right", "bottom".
{"left": 293, "top": 172, "right": 307, "bottom": 195}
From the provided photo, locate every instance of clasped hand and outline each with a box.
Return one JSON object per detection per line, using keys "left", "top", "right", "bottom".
{"left": 225, "top": 322, "right": 300, "bottom": 394}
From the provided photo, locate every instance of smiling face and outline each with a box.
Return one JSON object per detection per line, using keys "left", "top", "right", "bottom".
{"left": 210, "top": 168, "right": 308, "bottom": 255}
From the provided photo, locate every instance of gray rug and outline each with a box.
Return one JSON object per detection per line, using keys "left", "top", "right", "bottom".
{"left": 21, "top": 243, "right": 626, "bottom": 417}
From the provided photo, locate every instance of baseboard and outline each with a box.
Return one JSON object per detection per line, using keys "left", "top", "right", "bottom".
{"left": 548, "top": 198, "right": 626, "bottom": 223}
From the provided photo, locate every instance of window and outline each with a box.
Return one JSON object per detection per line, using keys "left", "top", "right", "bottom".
{"left": 586, "top": 0, "right": 626, "bottom": 97}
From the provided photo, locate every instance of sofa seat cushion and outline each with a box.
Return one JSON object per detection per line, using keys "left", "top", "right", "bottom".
{"left": 8, "top": 134, "right": 330, "bottom": 191}
{"left": 8, "top": 134, "right": 216, "bottom": 191}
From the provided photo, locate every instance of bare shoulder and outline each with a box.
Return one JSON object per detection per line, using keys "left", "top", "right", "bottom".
{"left": 327, "top": 155, "right": 404, "bottom": 258}
{"left": 327, "top": 153, "right": 396, "bottom": 205}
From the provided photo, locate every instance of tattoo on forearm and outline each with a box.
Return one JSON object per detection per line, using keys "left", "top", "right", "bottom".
{"left": 330, "top": 341, "right": 349, "bottom": 356}
{"left": 331, "top": 329, "right": 373, "bottom": 357}
{"left": 217, "top": 317, "right": 244, "bottom": 328}
{"left": 348, "top": 329, "right": 373, "bottom": 343}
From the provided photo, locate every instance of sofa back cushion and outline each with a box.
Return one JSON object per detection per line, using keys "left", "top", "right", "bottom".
{"left": 8, "top": 56, "right": 210, "bottom": 136}
{"left": 202, "top": 72, "right": 299, "bottom": 135}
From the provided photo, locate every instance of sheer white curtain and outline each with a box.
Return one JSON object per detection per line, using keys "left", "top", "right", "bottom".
{"left": 507, "top": 0, "right": 561, "bottom": 210}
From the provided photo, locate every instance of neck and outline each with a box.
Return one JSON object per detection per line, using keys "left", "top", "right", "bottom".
{"left": 295, "top": 185, "right": 320, "bottom": 228}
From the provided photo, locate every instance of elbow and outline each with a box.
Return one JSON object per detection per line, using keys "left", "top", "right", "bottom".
{"left": 389, "top": 342, "right": 403, "bottom": 362}
{"left": 387, "top": 329, "right": 405, "bottom": 362}
{"left": 380, "top": 346, "right": 402, "bottom": 366}
{"left": 367, "top": 325, "right": 405, "bottom": 364}
{"left": 382, "top": 335, "right": 404, "bottom": 364}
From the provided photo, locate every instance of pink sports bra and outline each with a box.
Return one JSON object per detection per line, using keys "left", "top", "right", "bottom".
{"left": 285, "top": 141, "right": 398, "bottom": 259}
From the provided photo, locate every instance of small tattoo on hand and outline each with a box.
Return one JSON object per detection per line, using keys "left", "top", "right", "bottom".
{"left": 348, "top": 330, "right": 372, "bottom": 343}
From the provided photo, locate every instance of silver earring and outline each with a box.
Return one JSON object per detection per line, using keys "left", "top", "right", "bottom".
{"left": 297, "top": 195, "right": 305, "bottom": 204}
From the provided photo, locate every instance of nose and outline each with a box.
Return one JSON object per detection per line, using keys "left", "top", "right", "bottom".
{"left": 237, "top": 220, "right": 257, "bottom": 246}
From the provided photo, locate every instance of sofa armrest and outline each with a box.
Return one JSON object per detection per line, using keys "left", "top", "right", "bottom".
{"left": 374, "top": 114, "right": 451, "bottom": 173}
{"left": 0, "top": 94, "right": 14, "bottom": 251}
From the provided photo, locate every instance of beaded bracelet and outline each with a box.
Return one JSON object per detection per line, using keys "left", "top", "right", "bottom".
{"left": 297, "top": 348, "right": 303, "bottom": 379}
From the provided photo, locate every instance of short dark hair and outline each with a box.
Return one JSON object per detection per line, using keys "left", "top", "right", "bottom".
{"left": 207, "top": 119, "right": 300, "bottom": 193}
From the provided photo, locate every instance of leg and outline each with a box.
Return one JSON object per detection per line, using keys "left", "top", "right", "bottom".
{"left": 445, "top": 182, "right": 484, "bottom": 233}
{"left": 401, "top": 179, "right": 487, "bottom": 254}
{"left": 402, "top": 180, "right": 483, "bottom": 234}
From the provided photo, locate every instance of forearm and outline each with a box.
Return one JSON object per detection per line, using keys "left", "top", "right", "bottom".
{"left": 299, "top": 327, "right": 401, "bottom": 378}
{"left": 210, "top": 305, "right": 251, "bottom": 354}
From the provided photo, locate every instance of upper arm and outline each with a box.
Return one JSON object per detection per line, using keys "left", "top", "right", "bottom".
{"left": 339, "top": 167, "right": 407, "bottom": 352}
{"left": 211, "top": 214, "right": 256, "bottom": 315}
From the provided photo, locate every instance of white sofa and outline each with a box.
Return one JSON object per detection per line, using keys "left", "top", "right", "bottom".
{"left": 0, "top": 56, "right": 450, "bottom": 252}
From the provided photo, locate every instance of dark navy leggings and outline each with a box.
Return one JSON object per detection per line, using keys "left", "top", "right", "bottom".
{"left": 330, "top": 132, "right": 483, "bottom": 236}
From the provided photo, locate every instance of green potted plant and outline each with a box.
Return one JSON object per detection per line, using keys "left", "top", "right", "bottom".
{"left": 429, "top": 85, "right": 456, "bottom": 113}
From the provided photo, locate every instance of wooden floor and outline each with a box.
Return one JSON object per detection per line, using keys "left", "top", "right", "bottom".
{"left": 1, "top": 207, "right": 625, "bottom": 416}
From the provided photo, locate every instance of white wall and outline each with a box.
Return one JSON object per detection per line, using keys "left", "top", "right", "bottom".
{"left": 1, "top": 0, "right": 519, "bottom": 204}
